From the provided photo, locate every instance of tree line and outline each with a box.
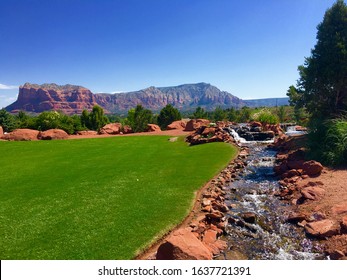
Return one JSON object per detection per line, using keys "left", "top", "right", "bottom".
{"left": 0, "top": 103, "right": 299, "bottom": 135}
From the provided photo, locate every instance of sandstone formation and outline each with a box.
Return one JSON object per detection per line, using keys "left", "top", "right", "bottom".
{"left": 0, "top": 126, "right": 3, "bottom": 136}
{"left": 167, "top": 120, "right": 187, "bottom": 130}
{"left": 156, "top": 228, "right": 213, "bottom": 260}
{"left": 184, "top": 119, "right": 210, "bottom": 131}
{"left": 147, "top": 124, "right": 161, "bottom": 132}
{"left": 186, "top": 123, "right": 234, "bottom": 145}
{"left": 1, "top": 129, "right": 39, "bottom": 141}
{"left": 38, "top": 129, "right": 69, "bottom": 140}
{"left": 99, "top": 123, "right": 122, "bottom": 135}
{"left": 6, "top": 83, "right": 97, "bottom": 114}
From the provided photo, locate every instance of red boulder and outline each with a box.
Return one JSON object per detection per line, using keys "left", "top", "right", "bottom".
{"left": 147, "top": 124, "right": 161, "bottom": 132}
{"left": 167, "top": 120, "right": 186, "bottom": 130}
{"left": 39, "top": 129, "right": 69, "bottom": 140}
{"left": 156, "top": 228, "right": 212, "bottom": 260}
{"left": 1, "top": 129, "right": 39, "bottom": 141}
{"left": 99, "top": 123, "right": 122, "bottom": 135}
{"left": 302, "top": 160, "right": 323, "bottom": 176}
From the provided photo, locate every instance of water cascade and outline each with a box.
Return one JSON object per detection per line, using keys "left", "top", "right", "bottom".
{"left": 221, "top": 127, "right": 323, "bottom": 260}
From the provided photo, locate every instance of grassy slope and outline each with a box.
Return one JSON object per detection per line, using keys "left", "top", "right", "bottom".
{"left": 0, "top": 136, "right": 237, "bottom": 259}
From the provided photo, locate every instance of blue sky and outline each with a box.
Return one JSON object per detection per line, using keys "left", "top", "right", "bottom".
{"left": 0, "top": 0, "right": 340, "bottom": 108}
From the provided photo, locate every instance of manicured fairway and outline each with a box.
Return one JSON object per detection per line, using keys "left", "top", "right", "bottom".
{"left": 0, "top": 136, "right": 237, "bottom": 259}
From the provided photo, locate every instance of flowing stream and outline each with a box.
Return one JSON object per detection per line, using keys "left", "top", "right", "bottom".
{"left": 220, "top": 129, "right": 324, "bottom": 260}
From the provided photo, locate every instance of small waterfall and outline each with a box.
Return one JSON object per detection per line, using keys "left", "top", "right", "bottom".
{"left": 222, "top": 128, "right": 323, "bottom": 260}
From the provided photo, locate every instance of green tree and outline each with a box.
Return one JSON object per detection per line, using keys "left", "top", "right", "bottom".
{"left": 0, "top": 109, "right": 17, "bottom": 132}
{"left": 127, "top": 104, "right": 153, "bottom": 132}
{"left": 157, "top": 104, "right": 181, "bottom": 130}
{"left": 276, "top": 106, "right": 287, "bottom": 123}
{"left": 293, "top": 0, "right": 347, "bottom": 120}
{"left": 89, "top": 105, "right": 108, "bottom": 131}
{"left": 238, "top": 106, "right": 251, "bottom": 123}
{"left": 192, "top": 106, "right": 208, "bottom": 119}
{"left": 212, "top": 106, "right": 227, "bottom": 121}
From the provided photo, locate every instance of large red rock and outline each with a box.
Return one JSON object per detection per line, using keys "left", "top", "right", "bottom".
{"left": 1, "top": 129, "right": 39, "bottom": 141}
{"left": 39, "top": 129, "right": 69, "bottom": 140}
{"left": 0, "top": 126, "right": 3, "bottom": 136}
{"left": 147, "top": 124, "right": 161, "bottom": 132}
{"left": 6, "top": 83, "right": 97, "bottom": 115}
{"left": 304, "top": 219, "right": 339, "bottom": 238}
{"left": 302, "top": 160, "right": 323, "bottom": 176}
{"left": 167, "top": 120, "right": 186, "bottom": 130}
{"left": 99, "top": 123, "right": 122, "bottom": 135}
{"left": 156, "top": 228, "right": 213, "bottom": 260}
{"left": 184, "top": 119, "right": 210, "bottom": 131}
{"left": 122, "top": 125, "right": 133, "bottom": 134}
{"left": 301, "top": 186, "right": 325, "bottom": 200}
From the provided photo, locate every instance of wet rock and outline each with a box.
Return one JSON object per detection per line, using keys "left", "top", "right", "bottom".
{"left": 302, "top": 160, "right": 323, "bottom": 176}
{"left": 156, "top": 228, "right": 212, "bottom": 260}
{"left": 1, "top": 129, "right": 39, "bottom": 141}
{"left": 241, "top": 212, "right": 257, "bottom": 224}
{"left": 283, "top": 169, "right": 301, "bottom": 179}
{"left": 39, "top": 129, "right": 69, "bottom": 140}
{"left": 99, "top": 123, "right": 122, "bottom": 134}
{"left": 300, "top": 186, "right": 325, "bottom": 200}
{"left": 206, "top": 211, "right": 224, "bottom": 220}
{"left": 286, "top": 212, "right": 307, "bottom": 223}
{"left": 304, "top": 219, "right": 339, "bottom": 238}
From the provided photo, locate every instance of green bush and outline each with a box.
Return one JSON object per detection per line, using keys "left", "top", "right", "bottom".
{"left": 322, "top": 118, "right": 347, "bottom": 166}
{"left": 252, "top": 109, "right": 279, "bottom": 124}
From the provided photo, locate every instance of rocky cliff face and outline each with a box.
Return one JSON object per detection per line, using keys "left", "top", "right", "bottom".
{"left": 6, "top": 83, "right": 97, "bottom": 114}
{"left": 94, "top": 83, "right": 245, "bottom": 113}
{"left": 6, "top": 82, "right": 288, "bottom": 114}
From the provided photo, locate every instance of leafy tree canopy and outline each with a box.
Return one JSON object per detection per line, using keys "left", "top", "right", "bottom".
{"left": 291, "top": 0, "right": 347, "bottom": 120}
{"left": 157, "top": 104, "right": 181, "bottom": 130}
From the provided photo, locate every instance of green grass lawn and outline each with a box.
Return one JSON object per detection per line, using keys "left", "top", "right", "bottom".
{"left": 0, "top": 136, "right": 237, "bottom": 259}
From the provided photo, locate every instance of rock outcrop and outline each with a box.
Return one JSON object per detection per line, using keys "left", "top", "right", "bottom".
{"left": 167, "top": 120, "right": 187, "bottom": 130}
{"left": 6, "top": 83, "right": 97, "bottom": 115}
{"left": 0, "top": 126, "right": 3, "bottom": 136}
{"left": 99, "top": 123, "right": 122, "bottom": 135}
{"left": 156, "top": 228, "right": 213, "bottom": 260}
{"left": 147, "top": 124, "right": 161, "bottom": 132}
{"left": 1, "top": 129, "right": 39, "bottom": 141}
{"left": 6, "top": 82, "right": 289, "bottom": 114}
{"left": 38, "top": 129, "right": 69, "bottom": 140}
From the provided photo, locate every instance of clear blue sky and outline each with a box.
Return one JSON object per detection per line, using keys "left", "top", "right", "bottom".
{"left": 0, "top": 0, "right": 340, "bottom": 108}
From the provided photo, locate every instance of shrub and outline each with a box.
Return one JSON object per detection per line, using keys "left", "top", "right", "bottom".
{"left": 322, "top": 118, "right": 347, "bottom": 166}
{"left": 252, "top": 109, "right": 279, "bottom": 124}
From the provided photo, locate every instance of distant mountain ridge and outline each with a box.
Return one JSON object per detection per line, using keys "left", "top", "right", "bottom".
{"left": 6, "top": 82, "right": 289, "bottom": 114}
